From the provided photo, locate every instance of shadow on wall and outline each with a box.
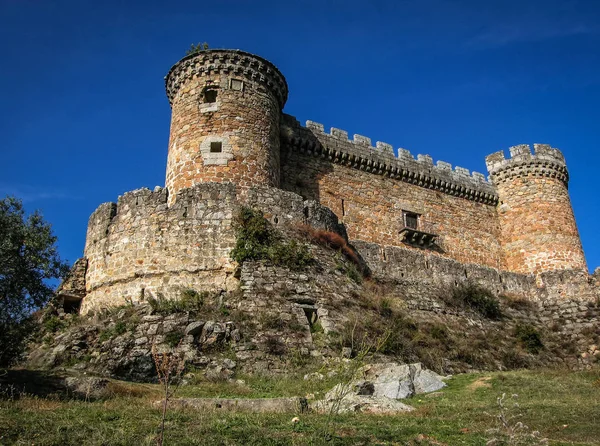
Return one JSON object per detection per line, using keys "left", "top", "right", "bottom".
{"left": 280, "top": 115, "right": 334, "bottom": 204}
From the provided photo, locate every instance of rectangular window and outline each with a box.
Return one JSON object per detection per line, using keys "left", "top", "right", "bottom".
{"left": 230, "top": 79, "right": 244, "bottom": 91}
{"left": 403, "top": 211, "right": 419, "bottom": 230}
{"left": 210, "top": 141, "right": 223, "bottom": 153}
{"left": 204, "top": 89, "right": 217, "bottom": 103}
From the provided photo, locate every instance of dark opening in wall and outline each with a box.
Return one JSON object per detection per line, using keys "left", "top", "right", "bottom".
{"left": 403, "top": 211, "right": 419, "bottom": 230}
{"left": 302, "top": 306, "right": 318, "bottom": 327}
{"left": 63, "top": 298, "right": 82, "bottom": 314}
{"left": 341, "top": 199, "right": 346, "bottom": 216}
{"left": 210, "top": 142, "right": 223, "bottom": 153}
{"left": 204, "top": 89, "right": 218, "bottom": 103}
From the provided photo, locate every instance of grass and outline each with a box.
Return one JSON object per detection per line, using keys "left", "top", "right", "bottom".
{"left": 1, "top": 368, "right": 599, "bottom": 445}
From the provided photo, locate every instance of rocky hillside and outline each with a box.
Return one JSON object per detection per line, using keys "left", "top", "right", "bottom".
{"left": 27, "top": 209, "right": 600, "bottom": 382}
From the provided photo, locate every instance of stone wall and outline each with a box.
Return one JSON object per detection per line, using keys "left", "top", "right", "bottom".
{"left": 82, "top": 183, "right": 239, "bottom": 314}
{"left": 280, "top": 116, "right": 506, "bottom": 269}
{"left": 486, "top": 144, "right": 587, "bottom": 275}
{"left": 164, "top": 50, "right": 287, "bottom": 205}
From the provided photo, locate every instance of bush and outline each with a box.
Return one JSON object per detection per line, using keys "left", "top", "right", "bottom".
{"left": 44, "top": 315, "right": 65, "bottom": 333}
{"left": 230, "top": 207, "right": 313, "bottom": 269}
{"left": 165, "top": 331, "right": 184, "bottom": 348}
{"left": 500, "top": 293, "right": 534, "bottom": 310}
{"left": 445, "top": 283, "right": 502, "bottom": 319}
{"left": 147, "top": 289, "right": 208, "bottom": 315}
{"left": 264, "top": 336, "right": 286, "bottom": 355}
{"left": 515, "top": 324, "right": 544, "bottom": 354}
{"left": 297, "top": 224, "right": 364, "bottom": 271}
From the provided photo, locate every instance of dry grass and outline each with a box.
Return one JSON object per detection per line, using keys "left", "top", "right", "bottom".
{"left": 296, "top": 224, "right": 362, "bottom": 269}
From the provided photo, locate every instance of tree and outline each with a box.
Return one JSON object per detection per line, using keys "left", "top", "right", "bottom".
{"left": 0, "top": 196, "right": 69, "bottom": 366}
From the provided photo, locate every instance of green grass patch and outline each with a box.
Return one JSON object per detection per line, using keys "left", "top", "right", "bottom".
{"left": 1, "top": 369, "right": 599, "bottom": 445}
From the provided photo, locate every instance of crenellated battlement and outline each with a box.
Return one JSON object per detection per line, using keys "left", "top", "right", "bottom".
{"left": 165, "top": 49, "right": 288, "bottom": 109}
{"left": 281, "top": 115, "right": 498, "bottom": 205}
{"left": 485, "top": 144, "right": 569, "bottom": 186}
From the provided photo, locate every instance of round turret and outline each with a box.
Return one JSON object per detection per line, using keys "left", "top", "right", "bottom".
{"left": 486, "top": 144, "right": 587, "bottom": 275}
{"left": 164, "top": 49, "right": 288, "bottom": 204}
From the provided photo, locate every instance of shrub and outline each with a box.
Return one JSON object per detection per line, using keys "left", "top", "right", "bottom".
{"left": 259, "top": 313, "right": 286, "bottom": 331}
{"left": 500, "top": 292, "right": 535, "bottom": 310}
{"left": 445, "top": 283, "right": 502, "bottom": 319}
{"left": 165, "top": 331, "right": 184, "bottom": 348}
{"left": 515, "top": 324, "right": 544, "bottom": 354}
{"left": 185, "top": 42, "right": 209, "bottom": 55}
{"left": 44, "top": 315, "right": 65, "bottom": 333}
{"left": 264, "top": 336, "right": 286, "bottom": 355}
{"left": 230, "top": 207, "right": 313, "bottom": 269}
{"left": 148, "top": 289, "right": 209, "bottom": 315}
{"left": 297, "top": 225, "right": 362, "bottom": 269}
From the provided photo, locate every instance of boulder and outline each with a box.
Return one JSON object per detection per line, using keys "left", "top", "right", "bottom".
{"left": 316, "top": 362, "right": 448, "bottom": 414}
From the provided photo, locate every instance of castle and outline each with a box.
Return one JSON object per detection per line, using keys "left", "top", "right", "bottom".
{"left": 57, "top": 49, "right": 598, "bottom": 314}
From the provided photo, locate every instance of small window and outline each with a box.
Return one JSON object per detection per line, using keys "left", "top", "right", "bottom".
{"left": 230, "top": 79, "right": 243, "bottom": 91}
{"left": 403, "top": 211, "right": 419, "bottom": 230}
{"left": 210, "top": 141, "right": 222, "bottom": 153}
{"left": 204, "top": 89, "right": 217, "bottom": 103}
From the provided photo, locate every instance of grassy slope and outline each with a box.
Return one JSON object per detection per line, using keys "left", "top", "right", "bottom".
{"left": 1, "top": 369, "right": 599, "bottom": 445}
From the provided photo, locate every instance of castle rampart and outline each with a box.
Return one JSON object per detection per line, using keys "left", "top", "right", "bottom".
{"left": 280, "top": 116, "right": 506, "bottom": 269}
{"left": 282, "top": 115, "right": 497, "bottom": 204}
{"left": 486, "top": 144, "right": 587, "bottom": 275}
{"left": 82, "top": 183, "right": 238, "bottom": 313}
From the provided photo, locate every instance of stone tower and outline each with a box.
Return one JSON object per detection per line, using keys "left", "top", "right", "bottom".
{"left": 164, "top": 49, "right": 288, "bottom": 204}
{"left": 486, "top": 144, "right": 587, "bottom": 275}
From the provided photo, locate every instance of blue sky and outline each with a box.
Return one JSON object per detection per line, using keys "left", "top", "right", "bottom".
{"left": 1, "top": 0, "right": 599, "bottom": 272}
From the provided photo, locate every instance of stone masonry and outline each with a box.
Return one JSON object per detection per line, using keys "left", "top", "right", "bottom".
{"left": 58, "top": 48, "right": 598, "bottom": 314}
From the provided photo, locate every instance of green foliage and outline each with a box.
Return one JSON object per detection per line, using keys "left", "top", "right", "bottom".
{"left": 446, "top": 283, "right": 502, "bottom": 319}
{"left": 0, "top": 196, "right": 69, "bottom": 366}
{"left": 2, "top": 369, "right": 600, "bottom": 445}
{"left": 99, "top": 321, "right": 129, "bottom": 343}
{"left": 185, "top": 42, "right": 209, "bottom": 55}
{"left": 147, "top": 289, "right": 208, "bottom": 315}
{"left": 43, "top": 315, "right": 66, "bottom": 333}
{"left": 230, "top": 207, "right": 313, "bottom": 269}
{"left": 165, "top": 331, "right": 184, "bottom": 348}
{"left": 259, "top": 313, "right": 286, "bottom": 330}
{"left": 515, "top": 324, "right": 544, "bottom": 354}
{"left": 335, "top": 257, "right": 363, "bottom": 284}
{"left": 263, "top": 336, "right": 286, "bottom": 355}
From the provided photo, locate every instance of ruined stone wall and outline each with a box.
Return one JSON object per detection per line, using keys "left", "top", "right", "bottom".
{"left": 164, "top": 50, "right": 287, "bottom": 205}
{"left": 82, "top": 184, "right": 239, "bottom": 314}
{"left": 280, "top": 116, "right": 505, "bottom": 269}
{"left": 81, "top": 183, "right": 349, "bottom": 314}
{"left": 486, "top": 144, "right": 587, "bottom": 275}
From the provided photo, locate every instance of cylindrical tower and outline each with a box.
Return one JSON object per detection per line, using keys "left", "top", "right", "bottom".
{"left": 486, "top": 144, "right": 587, "bottom": 275}
{"left": 164, "top": 49, "right": 288, "bottom": 204}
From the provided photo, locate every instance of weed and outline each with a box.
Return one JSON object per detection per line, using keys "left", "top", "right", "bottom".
{"left": 259, "top": 313, "right": 286, "bottom": 331}
{"left": 444, "top": 283, "right": 502, "bottom": 319}
{"left": 147, "top": 289, "right": 209, "bottom": 315}
{"left": 165, "top": 331, "right": 185, "bottom": 348}
{"left": 501, "top": 293, "right": 535, "bottom": 311}
{"left": 485, "top": 393, "right": 548, "bottom": 445}
{"left": 297, "top": 224, "right": 362, "bottom": 268}
{"left": 264, "top": 336, "right": 286, "bottom": 355}
{"left": 514, "top": 325, "right": 544, "bottom": 354}
{"left": 98, "top": 321, "right": 129, "bottom": 343}
{"left": 43, "top": 316, "right": 65, "bottom": 333}
{"left": 151, "top": 342, "right": 186, "bottom": 446}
